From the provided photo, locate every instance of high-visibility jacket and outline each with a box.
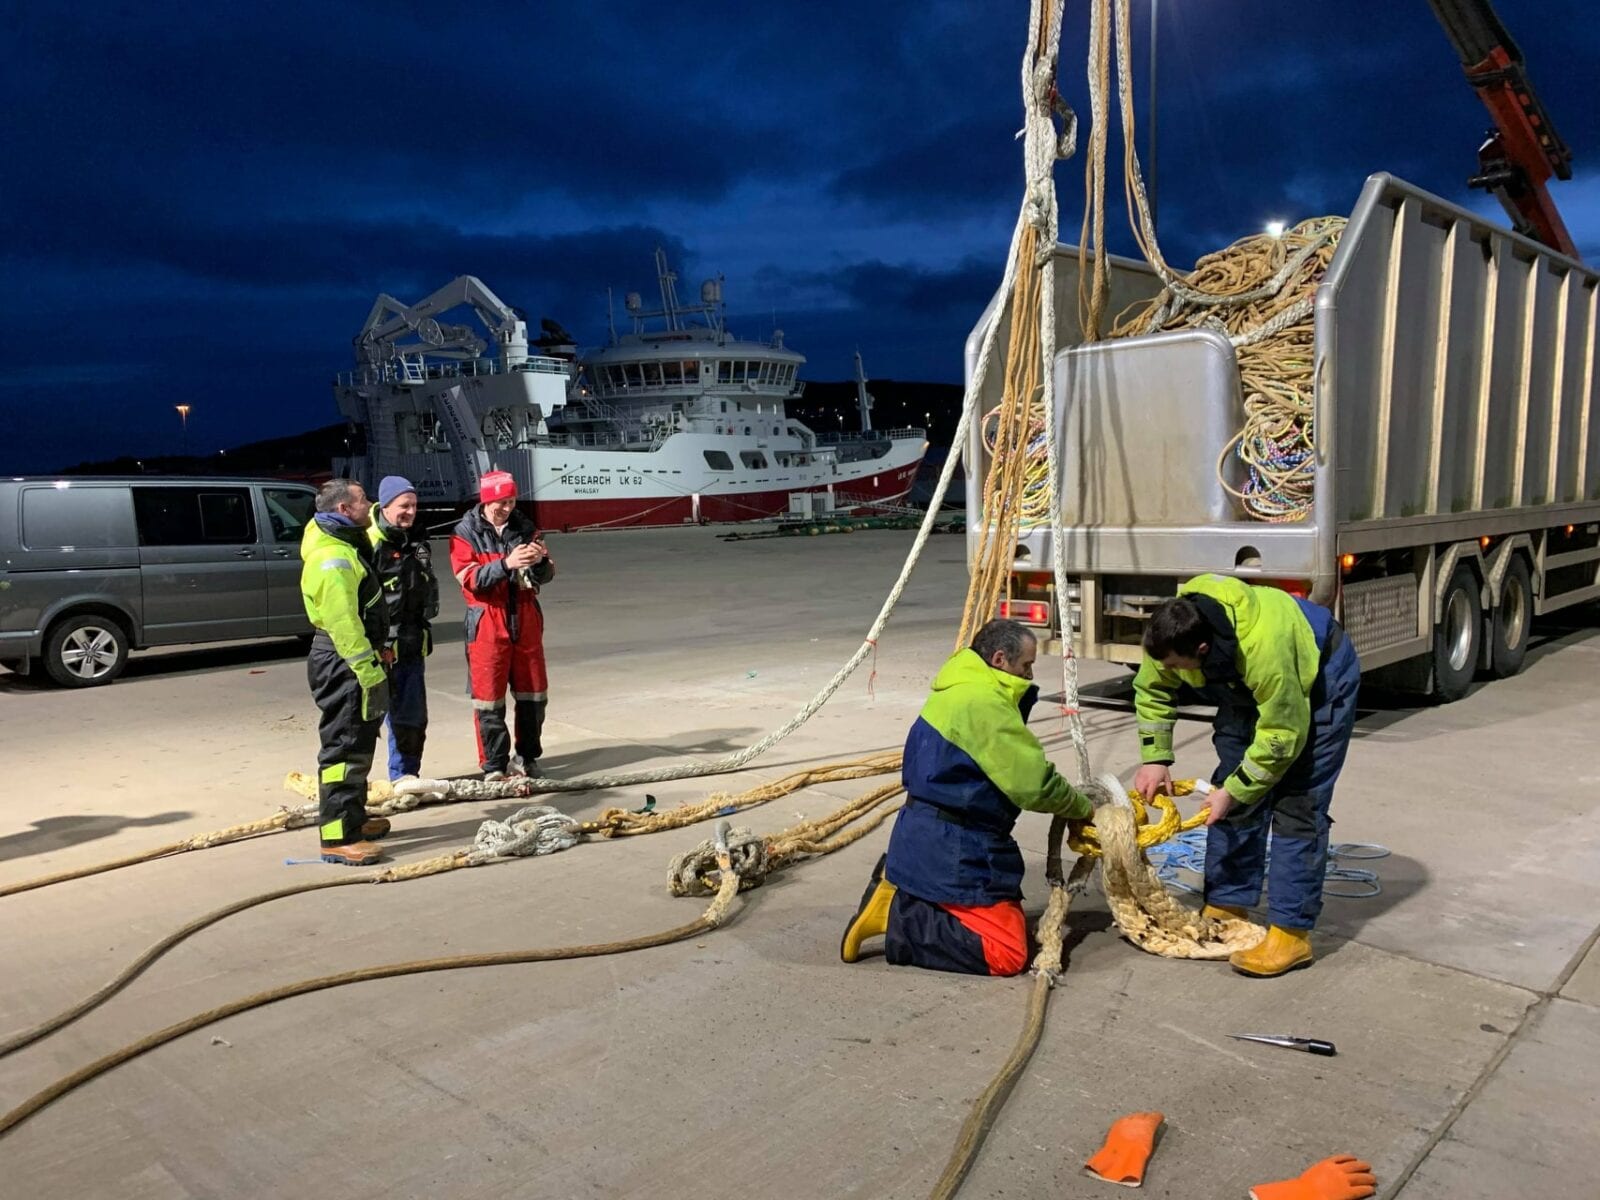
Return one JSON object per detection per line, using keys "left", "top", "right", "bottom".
{"left": 300, "top": 515, "right": 388, "bottom": 688}
{"left": 886, "top": 648, "right": 1091, "bottom": 906}
{"left": 1133, "top": 574, "right": 1325, "bottom": 804}
{"left": 368, "top": 513, "right": 439, "bottom": 660}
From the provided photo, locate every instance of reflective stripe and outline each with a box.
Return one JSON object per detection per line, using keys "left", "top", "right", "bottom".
{"left": 1137, "top": 721, "right": 1174, "bottom": 733}
{"left": 320, "top": 559, "right": 354, "bottom": 571}
{"left": 320, "top": 818, "right": 344, "bottom": 841}
{"left": 471, "top": 698, "right": 506, "bottom": 711}
{"left": 348, "top": 649, "right": 376, "bottom": 665}
{"left": 511, "top": 690, "right": 546, "bottom": 703}
{"left": 321, "top": 762, "right": 347, "bottom": 784}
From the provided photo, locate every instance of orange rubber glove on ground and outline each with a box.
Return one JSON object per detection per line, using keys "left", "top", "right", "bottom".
{"left": 1084, "top": 1111, "right": 1164, "bottom": 1187}
{"left": 1249, "top": 1154, "right": 1377, "bottom": 1200}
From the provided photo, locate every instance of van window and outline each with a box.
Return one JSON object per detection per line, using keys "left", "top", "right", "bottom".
{"left": 134, "top": 487, "right": 257, "bottom": 545}
{"left": 263, "top": 488, "right": 315, "bottom": 543}
{"left": 21, "top": 485, "right": 137, "bottom": 549}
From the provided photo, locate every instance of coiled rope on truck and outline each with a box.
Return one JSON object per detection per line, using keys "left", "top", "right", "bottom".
{"left": 980, "top": 0, "right": 1347, "bottom": 527}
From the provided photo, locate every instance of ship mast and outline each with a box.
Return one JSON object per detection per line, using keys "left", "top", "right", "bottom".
{"left": 853, "top": 349, "right": 875, "bottom": 433}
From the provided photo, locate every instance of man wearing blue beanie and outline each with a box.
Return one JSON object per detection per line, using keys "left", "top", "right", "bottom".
{"left": 368, "top": 475, "right": 439, "bottom": 778}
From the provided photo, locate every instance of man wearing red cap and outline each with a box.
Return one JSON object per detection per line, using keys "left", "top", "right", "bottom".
{"left": 449, "top": 470, "right": 555, "bottom": 778}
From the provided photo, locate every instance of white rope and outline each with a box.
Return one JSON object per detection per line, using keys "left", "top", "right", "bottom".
{"left": 467, "top": 805, "right": 583, "bottom": 863}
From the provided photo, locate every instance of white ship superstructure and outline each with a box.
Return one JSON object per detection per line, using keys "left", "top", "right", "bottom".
{"left": 334, "top": 253, "right": 927, "bottom": 528}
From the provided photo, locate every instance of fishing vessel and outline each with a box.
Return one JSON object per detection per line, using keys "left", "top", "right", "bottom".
{"left": 332, "top": 253, "right": 927, "bottom": 529}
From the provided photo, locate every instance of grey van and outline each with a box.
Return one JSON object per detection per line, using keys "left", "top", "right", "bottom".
{"left": 0, "top": 477, "right": 319, "bottom": 686}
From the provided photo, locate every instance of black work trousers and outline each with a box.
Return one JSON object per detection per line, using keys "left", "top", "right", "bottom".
{"left": 308, "top": 637, "right": 382, "bottom": 845}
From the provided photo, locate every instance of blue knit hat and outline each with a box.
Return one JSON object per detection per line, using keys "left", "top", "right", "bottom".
{"left": 377, "top": 475, "right": 416, "bottom": 507}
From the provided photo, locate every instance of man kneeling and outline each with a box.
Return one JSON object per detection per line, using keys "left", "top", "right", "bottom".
{"left": 841, "top": 619, "right": 1092, "bottom": 976}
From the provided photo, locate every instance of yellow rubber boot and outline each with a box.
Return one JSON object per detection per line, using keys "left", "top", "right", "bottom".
{"left": 1230, "top": 925, "right": 1313, "bottom": 978}
{"left": 1201, "top": 903, "right": 1248, "bottom": 921}
{"left": 841, "top": 855, "right": 897, "bottom": 963}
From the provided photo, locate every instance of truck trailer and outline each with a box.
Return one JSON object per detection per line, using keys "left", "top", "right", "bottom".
{"left": 965, "top": 174, "right": 1600, "bottom": 700}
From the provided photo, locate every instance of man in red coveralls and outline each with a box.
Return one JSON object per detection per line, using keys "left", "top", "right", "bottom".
{"left": 450, "top": 470, "right": 555, "bottom": 778}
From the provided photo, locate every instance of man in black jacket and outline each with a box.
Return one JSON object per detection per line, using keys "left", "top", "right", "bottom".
{"left": 368, "top": 475, "right": 440, "bottom": 779}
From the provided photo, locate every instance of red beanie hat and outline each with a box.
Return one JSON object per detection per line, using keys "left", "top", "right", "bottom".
{"left": 479, "top": 470, "right": 517, "bottom": 503}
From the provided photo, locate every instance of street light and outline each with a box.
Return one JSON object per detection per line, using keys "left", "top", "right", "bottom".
{"left": 1264, "top": 220, "right": 1286, "bottom": 239}
{"left": 175, "top": 404, "right": 191, "bottom": 457}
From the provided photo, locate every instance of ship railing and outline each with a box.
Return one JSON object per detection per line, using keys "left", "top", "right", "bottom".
{"left": 547, "top": 430, "right": 647, "bottom": 449}
{"left": 813, "top": 426, "right": 925, "bottom": 445}
{"left": 590, "top": 378, "right": 802, "bottom": 400}
{"left": 335, "top": 355, "right": 570, "bottom": 388}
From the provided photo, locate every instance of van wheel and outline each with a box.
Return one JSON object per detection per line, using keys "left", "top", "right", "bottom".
{"left": 1432, "top": 564, "right": 1481, "bottom": 702}
{"left": 1489, "top": 555, "right": 1533, "bottom": 678}
{"left": 44, "top": 615, "right": 129, "bottom": 687}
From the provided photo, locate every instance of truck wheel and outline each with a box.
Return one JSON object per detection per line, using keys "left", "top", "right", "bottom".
{"left": 1489, "top": 555, "right": 1533, "bottom": 678}
{"left": 43, "top": 614, "right": 130, "bottom": 688}
{"left": 1432, "top": 564, "right": 1481, "bottom": 702}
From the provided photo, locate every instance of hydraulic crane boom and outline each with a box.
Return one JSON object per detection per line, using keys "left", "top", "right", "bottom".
{"left": 1426, "top": 0, "right": 1578, "bottom": 259}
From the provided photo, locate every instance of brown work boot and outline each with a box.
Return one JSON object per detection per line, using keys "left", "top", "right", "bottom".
{"left": 320, "top": 840, "right": 383, "bottom": 867}
{"left": 361, "top": 817, "right": 391, "bottom": 841}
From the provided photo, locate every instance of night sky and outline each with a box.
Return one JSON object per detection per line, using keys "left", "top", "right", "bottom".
{"left": 4, "top": 1, "right": 1597, "bottom": 473}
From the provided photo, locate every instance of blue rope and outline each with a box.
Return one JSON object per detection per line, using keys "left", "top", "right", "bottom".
{"left": 1145, "top": 829, "right": 1390, "bottom": 899}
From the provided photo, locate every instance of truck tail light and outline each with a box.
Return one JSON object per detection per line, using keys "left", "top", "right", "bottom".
{"left": 998, "top": 599, "right": 1052, "bottom": 625}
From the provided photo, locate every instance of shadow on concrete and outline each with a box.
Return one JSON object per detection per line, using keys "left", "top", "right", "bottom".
{"left": 123, "top": 638, "right": 310, "bottom": 681}
{"left": 1311, "top": 851, "right": 1431, "bottom": 957}
{"left": 538, "top": 728, "right": 760, "bottom": 775}
{"left": 0, "top": 810, "right": 192, "bottom": 863}
{"left": 0, "top": 638, "right": 309, "bottom": 692}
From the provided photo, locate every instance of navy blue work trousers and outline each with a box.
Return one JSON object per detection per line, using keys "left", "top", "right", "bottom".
{"left": 1204, "top": 635, "right": 1360, "bottom": 929}
{"left": 383, "top": 656, "right": 429, "bottom": 780}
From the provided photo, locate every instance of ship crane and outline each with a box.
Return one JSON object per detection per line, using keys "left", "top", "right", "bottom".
{"left": 354, "top": 275, "right": 532, "bottom": 372}
{"left": 1427, "top": 0, "right": 1578, "bottom": 259}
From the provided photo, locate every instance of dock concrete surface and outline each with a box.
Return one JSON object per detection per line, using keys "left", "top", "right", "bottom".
{"left": 1, "top": 525, "right": 1596, "bottom": 1199}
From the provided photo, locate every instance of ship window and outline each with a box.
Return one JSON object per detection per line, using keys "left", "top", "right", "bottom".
{"left": 717, "top": 360, "right": 733, "bottom": 384}
{"left": 603, "top": 365, "right": 624, "bottom": 389}
{"left": 643, "top": 361, "right": 662, "bottom": 385}
{"left": 743, "top": 426, "right": 751, "bottom": 435}
{"left": 740, "top": 451, "right": 767, "bottom": 469}
{"left": 662, "top": 361, "right": 682, "bottom": 385}
{"left": 760, "top": 363, "right": 774, "bottom": 384}
{"left": 731, "top": 361, "right": 747, "bottom": 383}
{"left": 683, "top": 360, "right": 699, "bottom": 378}
{"left": 773, "top": 425, "right": 781, "bottom": 436}
{"left": 703, "top": 450, "right": 734, "bottom": 471}
{"left": 720, "top": 401, "right": 728, "bottom": 414}
{"left": 625, "top": 363, "right": 644, "bottom": 386}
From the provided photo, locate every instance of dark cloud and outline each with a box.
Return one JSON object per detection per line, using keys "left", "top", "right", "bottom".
{"left": 3, "top": 0, "right": 1598, "bottom": 471}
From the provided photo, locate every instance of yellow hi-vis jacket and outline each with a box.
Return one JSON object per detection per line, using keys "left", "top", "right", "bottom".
{"left": 1132, "top": 574, "right": 1321, "bottom": 804}
{"left": 300, "top": 517, "right": 388, "bottom": 689}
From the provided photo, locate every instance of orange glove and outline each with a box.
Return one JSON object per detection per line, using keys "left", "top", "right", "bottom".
{"left": 1249, "top": 1155, "right": 1377, "bottom": 1200}
{"left": 1084, "top": 1111, "right": 1164, "bottom": 1187}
